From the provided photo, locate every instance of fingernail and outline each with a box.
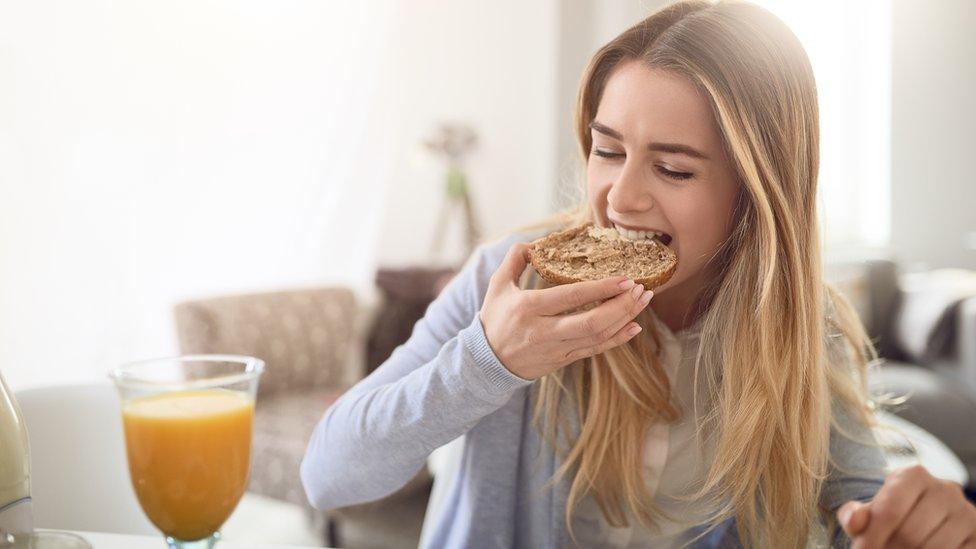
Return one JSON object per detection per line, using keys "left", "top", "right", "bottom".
{"left": 838, "top": 507, "right": 852, "bottom": 527}
{"left": 639, "top": 290, "right": 654, "bottom": 306}
{"left": 627, "top": 324, "right": 642, "bottom": 336}
{"left": 631, "top": 285, "right": 643, "bottom": 299}
{"left": 618, "top": 278, "right": 635, "bottom": 290}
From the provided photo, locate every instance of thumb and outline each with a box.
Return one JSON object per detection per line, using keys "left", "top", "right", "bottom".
{"left": 837, "top": 500, "right": 871, "bottom": 537}
{"left": 498, "top": 242, "right": 532, "bottom": 287}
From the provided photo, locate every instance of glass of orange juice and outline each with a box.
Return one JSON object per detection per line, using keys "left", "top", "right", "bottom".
{"left": 108, "top": 355, "right": 263, "bottom": 549}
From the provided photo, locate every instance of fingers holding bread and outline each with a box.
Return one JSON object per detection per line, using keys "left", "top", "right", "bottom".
{"left": 480, "top": 225, "right": 674, "bottom": 381}
{"left": 523, "top": 275, "right": 632, "bottom": 315}
{"left": 545, "top": 282, "right": 653, "bottom": 341}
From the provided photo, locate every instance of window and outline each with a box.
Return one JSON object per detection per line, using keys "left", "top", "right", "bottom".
{"left": 752, "top": 0, "right": 892, "bottom": 250}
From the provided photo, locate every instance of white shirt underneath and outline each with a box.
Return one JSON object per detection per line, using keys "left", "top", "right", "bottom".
{"left": 570, "top": 312, "right": 721, "bottom": 548}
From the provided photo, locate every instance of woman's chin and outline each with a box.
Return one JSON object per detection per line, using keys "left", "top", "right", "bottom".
{"left": 651, "top": 274, "right": 678, "bottom": 295}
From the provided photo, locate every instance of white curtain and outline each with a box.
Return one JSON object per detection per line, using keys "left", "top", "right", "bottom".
{"left": 751, "top": 0, "right": 892, "bottom": 252}
{"left": 0, "top": 1, "right": 396, "bottom": 388}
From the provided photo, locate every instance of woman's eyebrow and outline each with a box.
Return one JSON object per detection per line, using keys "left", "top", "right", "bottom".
{"left": 589, "top": 120, "right": 710, "bottom": 160}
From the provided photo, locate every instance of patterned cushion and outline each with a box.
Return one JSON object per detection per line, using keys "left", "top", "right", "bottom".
{"left": 250, "top": 387, "right": 433, "bottom": 522}
{"left": 249, "top": 388, "right": 345, "bottom": 505}
{"left": 174, "top": 287, "right": 358, "bottom": 397}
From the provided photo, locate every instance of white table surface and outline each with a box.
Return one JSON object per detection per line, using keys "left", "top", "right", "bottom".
{"left": 67, "top": 531, "right": 331, "bottom": 548}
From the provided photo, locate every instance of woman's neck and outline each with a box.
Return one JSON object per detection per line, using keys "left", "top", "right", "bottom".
{"left": 649, "top": 269, "right": 710, "bottom": 333}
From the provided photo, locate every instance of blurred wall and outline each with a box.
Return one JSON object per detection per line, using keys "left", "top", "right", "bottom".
{"left": 0, "top": 1, "right": 397, "bottom": 388}
{"left": 375, "top": 0, "right": 662, "bottom": 267}
{"left": 890, "top": 0, "right": 976, "bottom": 270}
{"left": 375, "top": 0, "right": 559, "bottom": 266}
{"left": 553, "top": 1, "right": 659, "bottom": 210}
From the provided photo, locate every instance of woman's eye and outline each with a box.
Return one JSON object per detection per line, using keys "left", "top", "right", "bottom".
{"left": 591, "top": 148, "right": 623, "bottom": 159}
{"left": 656, "top": 166, "right": 693, "bottom": 181}
{"left": 591, "top": 148, "right": 694, "bottom": 181}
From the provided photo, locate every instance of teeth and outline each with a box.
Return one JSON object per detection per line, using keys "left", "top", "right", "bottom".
{"left": 613, "top": 223, "right": 661, "bottom": 241}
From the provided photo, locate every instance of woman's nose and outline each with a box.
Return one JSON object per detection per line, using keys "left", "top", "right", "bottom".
{"left": 607, "top": 161, "right": 654, "bottom": 213}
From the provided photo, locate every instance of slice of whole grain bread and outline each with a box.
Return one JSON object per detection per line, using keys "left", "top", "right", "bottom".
{"left": 528, "top": 222, "right": 677, "bottom": 289}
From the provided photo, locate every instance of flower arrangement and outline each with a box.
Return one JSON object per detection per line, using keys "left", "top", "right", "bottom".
{"left": 423, "top": 122, "right": 482, "bottom": 265}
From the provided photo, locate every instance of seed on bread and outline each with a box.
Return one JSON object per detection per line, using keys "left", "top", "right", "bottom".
{"left": 528, "top": 222, "right": 677, "bottom": 289}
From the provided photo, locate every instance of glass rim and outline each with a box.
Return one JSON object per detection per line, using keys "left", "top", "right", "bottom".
{"left": 2, "top": 530, "right": 92, "bottom": 547}
{"left": 107, "top": 354, "right": 265, "bottom": 392}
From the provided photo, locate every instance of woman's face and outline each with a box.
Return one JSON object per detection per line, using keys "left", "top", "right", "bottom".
{"left": 587, "top": 61, "right": 740, "bottom": 318}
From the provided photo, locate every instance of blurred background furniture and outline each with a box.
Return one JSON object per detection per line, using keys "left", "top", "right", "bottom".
{"left": 876, "top": 410, "right": 968, "bottom": 485}
{"left": 827, "top": 258, "right": 976, "bottom": 490}
{"left": 365, "top": 267, "right": 456, "bottom": 376}
{"left": 175, "top": 269, "right": 456, "bottom": 548}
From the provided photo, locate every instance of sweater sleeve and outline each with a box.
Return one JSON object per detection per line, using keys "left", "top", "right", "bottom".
{"left": 300, "top": 236, "right": 535, "bottom": 511}
{"left": 819, "top": 331, "right": 887, "bottom": 547}
{"left": 822, "top": 400, "right": 887, "bottom": 548}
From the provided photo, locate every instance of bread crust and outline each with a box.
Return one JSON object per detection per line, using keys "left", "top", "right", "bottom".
{"left": 528, "top": 223, "right": 678, "bottom": 290}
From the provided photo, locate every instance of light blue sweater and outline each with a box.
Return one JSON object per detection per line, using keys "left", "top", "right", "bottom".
{"left": 300, "top": 231, "right": 885, "bottom": 548}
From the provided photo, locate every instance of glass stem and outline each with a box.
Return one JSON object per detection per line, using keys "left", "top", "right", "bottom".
{"left": 166, "top": 531, "right": 220, "bottom": 549}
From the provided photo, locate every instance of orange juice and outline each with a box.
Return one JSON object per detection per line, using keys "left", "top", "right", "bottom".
{"left": 122, "top": 390, "right": 253, "bottom": 541}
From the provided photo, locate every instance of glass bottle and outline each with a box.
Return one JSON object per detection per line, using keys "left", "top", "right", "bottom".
{"left": 0, "top": 370, "right": 32, "bottom": 534}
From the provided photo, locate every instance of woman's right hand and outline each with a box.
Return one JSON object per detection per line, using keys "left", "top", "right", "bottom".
{"left": 479, "top": 242, "right": 655, "bottom": 381}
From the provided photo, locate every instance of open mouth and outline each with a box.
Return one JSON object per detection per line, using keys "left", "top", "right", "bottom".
{"left": 612, "top": 223, "right": 673, "bottom": 247}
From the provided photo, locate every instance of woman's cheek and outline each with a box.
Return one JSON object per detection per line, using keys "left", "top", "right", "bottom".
{"left": 586, "top": 164, "right": 607, "bottom": 193}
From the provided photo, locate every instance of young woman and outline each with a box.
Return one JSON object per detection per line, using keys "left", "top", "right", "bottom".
{"left": 302, "top": 1, "right": 976, "bottom": 546}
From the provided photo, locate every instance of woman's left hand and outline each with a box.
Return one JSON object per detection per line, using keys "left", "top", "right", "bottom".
{"left": 837, "top": 464, "right": 976, "bottom": 548}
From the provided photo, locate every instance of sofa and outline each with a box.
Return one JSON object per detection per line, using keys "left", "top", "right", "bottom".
{"left": 827, "top": 258, "right": 976, "bottom": 487}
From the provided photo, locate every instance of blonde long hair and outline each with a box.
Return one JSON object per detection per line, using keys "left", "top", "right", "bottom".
{"left": 508, "top": 1, "right": 881, "bottom": 546}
